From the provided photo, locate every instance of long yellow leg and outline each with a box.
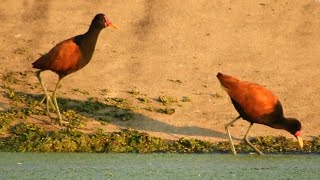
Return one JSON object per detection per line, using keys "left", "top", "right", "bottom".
{"left": 36, "top": 71, "right": 55, "bottom": 121}
{"left": 244, "top": 123, "right": 264, "bottom": 155}
{"left": 225, "top": 116, "right": 241, "bottom": 155}
{"left": 51, "top": 78, "right": 63, "bottom": 125}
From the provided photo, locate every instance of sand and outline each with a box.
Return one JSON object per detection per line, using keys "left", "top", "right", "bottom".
{"left": 0, "top": 0, "right": 319, "bottom": 143}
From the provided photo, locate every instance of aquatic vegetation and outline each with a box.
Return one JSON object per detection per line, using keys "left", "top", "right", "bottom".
{"left": 6, "top": 89, "right": 41, "bottom": 107}
{"left": 144, "top": 106, "right": 157, "bottom": 112}
{"left": 137, "top": 97, "right": 150, "bottom": 103}
{"left": 105, "top": 97, "right": 127, "bottom": 104}
{"left": 62, "top": 110, "right": 87, "bottom": 129}
{"left": 104, "top": 97, "right": 132, "bottom": 110}
{"left": 100, "top": 88, "right": 110, "bottom": 95}
{"left": 105, "top": 129, "right": 169, "bottom": 153}
{"left": 158, "top": 95, "right": 178, "bottom": 105}
{"left": 171, "top": 137, "right": 217, "bottom": 153}
{"left": 2, "top": 71, "right": 20, "bottom": 84}
{"left": 0, "top": 123, "right": 169, "bottom": 153}
{"left": 127, "top": 89, "right": 140, "bottom": 95}
{"left": 312, "top": 136, "right": 320, "bottom": 153}
{"left": 67, "top": 97, "right": 106, "bottom": 114}
{"left": 144, "top": 107, "right": 175, "bottom": 115}
{"left": 0, "top": 122, "right": 319, "bottom": 154}
{"left": 157, "top": 108, "right": 175, "bottom": 115}
{"left": 181, "top": 96, "right": 191, "bottom": 102}
{"left": 0, "top": 107, "right": 45, "bottom": 134}
{"left": 0, "top": 71, "right": 319, "bottom": 154}
{"left": 0, "top": 110, "right": 23, "bottom": 134}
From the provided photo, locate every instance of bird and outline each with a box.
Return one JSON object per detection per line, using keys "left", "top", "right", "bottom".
{"left": 216, "top": 72, "right": 303, "bottom": 155}
{"left": 32, "top": 13, "right": 118, "bottom": 125}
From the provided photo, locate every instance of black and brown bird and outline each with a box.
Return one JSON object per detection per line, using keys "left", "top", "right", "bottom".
{"left": 32, "top": 13, "right": 118, "bottom": 124}
{"left": 216, "top": 72, "right": 303, "bottom": 155}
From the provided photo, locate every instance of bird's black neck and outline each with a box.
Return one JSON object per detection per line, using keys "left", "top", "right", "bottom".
{"left": 270, "top": 117, "right": 300, "bottom": 135}
{"left": 76, "top": 26, "right": 102, "bottom": 60}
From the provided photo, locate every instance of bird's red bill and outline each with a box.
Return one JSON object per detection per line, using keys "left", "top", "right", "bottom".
{"left": 105, "top": 16, "right": 119, "bottom": 29}
{"left": 295, "top": 131, "right": 301, "bottom": 137}
{"left": 295, "top": 131, "right": 303, "bottom": 149}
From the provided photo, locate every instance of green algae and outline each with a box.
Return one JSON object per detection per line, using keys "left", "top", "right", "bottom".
{"left": 158, "top": 95, "right": 178, "bottom": 105}
{"left": 0, "top": 122, "right": 319, "bottom": 153}
{"left": 1, "top": 71, "right": 319, "bottom": 154}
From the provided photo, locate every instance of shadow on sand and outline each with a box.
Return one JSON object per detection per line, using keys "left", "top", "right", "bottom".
{"left": 2, "top": 91, "right": 241, "bottom": 141}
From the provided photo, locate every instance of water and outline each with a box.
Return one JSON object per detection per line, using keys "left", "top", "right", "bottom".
{"left": 0, "top": 152, "right": 319, "bottom": 180}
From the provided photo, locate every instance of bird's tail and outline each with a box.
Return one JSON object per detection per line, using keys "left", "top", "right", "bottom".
{"left": 216, "top": 72, "right": 240, "bottom": 91}
{"left": 32, "top": 54, "right": 49, "bottom": 70}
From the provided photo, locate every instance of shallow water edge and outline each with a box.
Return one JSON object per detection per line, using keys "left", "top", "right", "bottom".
{"left": 0, "top": 152, "right": 319, "bottom": 179}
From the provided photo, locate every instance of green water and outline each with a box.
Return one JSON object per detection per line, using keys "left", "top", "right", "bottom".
{"left": 0, "top": 153, "right": 319, "bottom": 180}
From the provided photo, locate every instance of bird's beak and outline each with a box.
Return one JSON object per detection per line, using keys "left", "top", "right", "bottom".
{"left": 105, "top": 16, "right": 119, "bottom": 29}
{"left": 294, "top": 131, "right": 303, "bottom": 149}
{"left": 297, "top": 136, "right": 303, "bottom": 149}
{"left": 108, "top": 23, "right": 119, "bottom": 29}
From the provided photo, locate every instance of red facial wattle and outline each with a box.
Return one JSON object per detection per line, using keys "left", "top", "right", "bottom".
{"left": 295, "top": 131, "right": 303, "bottom": 149}
{"left": 105, "top": 16, "right": 118, "bottom": 29}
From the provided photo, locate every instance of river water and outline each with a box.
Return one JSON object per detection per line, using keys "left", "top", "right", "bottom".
{"left": 0, "top": 152, "right": 319, "bottom": 179}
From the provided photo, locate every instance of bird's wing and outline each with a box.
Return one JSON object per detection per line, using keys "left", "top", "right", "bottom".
{"left": 229, "top": 82, "right": 279, "bottom": 119}
{"left": 32, "top": 38, "right": 82, "bottom": 73}
{"left": 46, "top": 39, "right": 82, "bottom": 72}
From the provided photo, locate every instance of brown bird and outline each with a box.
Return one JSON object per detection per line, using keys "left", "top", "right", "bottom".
{"left": 216, "top": 72, "right": 303, "bottom": 155}
{"left": 32, "top": 13, "right": 118, "bottom": 125}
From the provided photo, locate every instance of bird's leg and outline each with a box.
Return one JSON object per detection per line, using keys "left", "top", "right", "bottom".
{"left": 35, "top": 71, "right": 55, "bottom": 120}
{"left": 244, "top": 123, "right": 264, "bottom": 155}
{"left": 51, "top": 78, "right": 63, "bottom": 126}
{"left": 225, "top": 116, "right": 241, "bottom": 155}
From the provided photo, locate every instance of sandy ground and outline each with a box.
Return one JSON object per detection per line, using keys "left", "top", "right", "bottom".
{"left": 0, "top": 0, "right": 319, "bottom": 143}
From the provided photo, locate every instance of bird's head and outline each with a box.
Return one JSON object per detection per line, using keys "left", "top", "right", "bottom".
{"left": 287, "top": 118, "right": 303, "bottom": 149}
{"left": 92, "top": 13, "right": 118, "bottom": 30}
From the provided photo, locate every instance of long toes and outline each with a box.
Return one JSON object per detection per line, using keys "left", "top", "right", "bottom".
{"left": 49, "top": 100, "right": 56, "bottom": 111}
{"left": 44, "top": 96, "right": 56, "bottom": 111}
{"left": 39, "top": 96, "right": 46, "bottom": 105}
{"left": 36, "top": 95, "right": 48, "bottom": 107}
{"left": 225, "top": 126, "right": 229, "bottom": 131}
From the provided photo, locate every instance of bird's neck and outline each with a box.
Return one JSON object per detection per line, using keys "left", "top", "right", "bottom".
{"left": 270, "top": 117, "right": 295, "bottom": 133}
{"left": 80, "top": 27, "right": 102, "bottom": 59}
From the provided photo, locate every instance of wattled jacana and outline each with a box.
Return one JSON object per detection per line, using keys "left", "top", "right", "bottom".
{"left": 32, "top": 13, "right": 118, "bottom": 125}
{"left": 216, "top": 72, "right": 303, "bottom": 155}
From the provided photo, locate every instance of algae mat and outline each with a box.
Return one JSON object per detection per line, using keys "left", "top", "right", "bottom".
{"left": 0, "top": 152, "right": 319, "bottom": 179}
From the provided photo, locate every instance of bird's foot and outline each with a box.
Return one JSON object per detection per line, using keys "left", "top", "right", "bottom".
{"left": 244, "top": 138, "right": 264, "bottom": 155}
{"left": 55, "top": 118, "right": 70, "bottom": 127}
{"left": 37, "top": 95, "right": 63, "bottom": 125}
{"left": 231, "top": 149, "right": 237, "bottom": 155}
{"left": 37, "top": 95, "right": 56, "bottom": 111}
{"left": 230, "top": 145, "right": 237, "bottom": 155}
{"left": 255, "top": 151, "right": 264, "bottom": 155}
